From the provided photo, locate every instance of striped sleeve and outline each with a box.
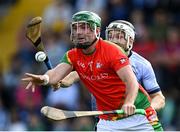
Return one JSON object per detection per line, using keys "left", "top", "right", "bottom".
{"left": 60, "top": 51, "right": 72, "bottom": 65}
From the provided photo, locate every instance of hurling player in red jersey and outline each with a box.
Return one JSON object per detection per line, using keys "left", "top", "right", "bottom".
{"left": 22, "top": 11, "right": 156, "bottom": 131}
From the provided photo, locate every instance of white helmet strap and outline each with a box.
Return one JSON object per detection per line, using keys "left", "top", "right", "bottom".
{"left": 94, "top": 25, "right": 100, "bottom": 39}
{"left": 126, "top": 35, "right": 130, "bottom": 51}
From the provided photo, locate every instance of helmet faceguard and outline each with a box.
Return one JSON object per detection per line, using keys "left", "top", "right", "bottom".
{"left": 106, "top": 20, "right": 135, "bottom": 51}
{"left": 70, "top": 11, "right": 101, "bottom": 49}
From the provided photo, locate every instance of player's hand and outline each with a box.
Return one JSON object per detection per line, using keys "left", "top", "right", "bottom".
{"left": 52, "top": 82, "right": 61, "bottom": 91}
{"left": 121, "top": 103, "right": 136, "bottom": 116}
{"left": 51, "top": 79, "right": 72, "bottom": 91}
{"left": 22, "top": 73, "right": 48, "bottom": 92}
{"left": 59, "top": 79, "right": 73, "bottom": 88}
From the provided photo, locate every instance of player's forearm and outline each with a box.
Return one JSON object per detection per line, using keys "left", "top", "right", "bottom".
{"left": 65, "top": 71, "right": 80, "bottom": 83}
{"left": 61, "top": 71, "right": 80, "bottom": 87}
{"left": 150, "top": 92, "right": 165, "bottom": 111}
{"left": 45, "top": 63, "right": 73, "bottom": 85}
{"left": 124, "top": 79, "right": 139, "bottom": 104}
{"left": 117, "top": 65, "right": 139, "bottom": 104}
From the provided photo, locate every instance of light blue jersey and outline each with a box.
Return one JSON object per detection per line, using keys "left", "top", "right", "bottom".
{"left": 129, "top": 51, "right": 160, "bottom": 94}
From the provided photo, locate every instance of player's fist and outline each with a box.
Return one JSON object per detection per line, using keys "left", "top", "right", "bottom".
{"left": 51, "top": 79, "right": 73, "bottom": 91}
{"left": 59, "top": 79, "right": 73, "bottom": 88}
{"left": 52, "top": 82, "right": 61, "bottom": 91}
{"left": 121, "top": 103, "right": 136, "bottom": 116}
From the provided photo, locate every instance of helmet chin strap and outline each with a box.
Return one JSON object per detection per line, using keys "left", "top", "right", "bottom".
{"left": 124, "top": 36, "right": 129, "bottom": 52}
{"left": 124, "top": 36, "right": 133, "bottom": 52}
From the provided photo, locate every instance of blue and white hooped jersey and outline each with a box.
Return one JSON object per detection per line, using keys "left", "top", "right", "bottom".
{"left": 129, "top": 51, "right": 160, "bottom": 94}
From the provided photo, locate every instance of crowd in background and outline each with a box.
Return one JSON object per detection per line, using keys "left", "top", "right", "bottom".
{"left": 0, "top": 0, "right": 180, "bottom": 131}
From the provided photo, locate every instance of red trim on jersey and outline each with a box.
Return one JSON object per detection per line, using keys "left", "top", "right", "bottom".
{"left": 139, "top": 84, "right": 151, "bottom": 102}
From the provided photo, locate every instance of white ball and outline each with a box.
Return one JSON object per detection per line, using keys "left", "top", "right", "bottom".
{"left": 35, "top": 51, "right": 46, "bottom": 62}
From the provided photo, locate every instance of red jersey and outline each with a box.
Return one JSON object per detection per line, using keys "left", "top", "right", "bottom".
{"left": 62, "top": 38, "right": 130, "bottom": 119}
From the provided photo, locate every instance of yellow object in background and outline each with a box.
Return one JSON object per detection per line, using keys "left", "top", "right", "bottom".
{"left": 0, "top": 0, "right": 52, "bottom": 71}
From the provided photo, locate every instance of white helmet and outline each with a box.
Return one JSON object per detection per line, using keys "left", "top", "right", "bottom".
{"left": 106, "top": 20, "right": 135, "bottom": 51}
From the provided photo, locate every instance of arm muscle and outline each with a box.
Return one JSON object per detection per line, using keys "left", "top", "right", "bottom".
{"left": 116, "top": 65, "right": 139, "bottom": 104}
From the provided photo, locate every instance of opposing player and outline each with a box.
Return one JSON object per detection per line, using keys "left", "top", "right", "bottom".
{"left": 106, "top": 20, "right": 165, "bottom": 111}
{"left": 22, "top": 11, "right": 162, "bottom": 131}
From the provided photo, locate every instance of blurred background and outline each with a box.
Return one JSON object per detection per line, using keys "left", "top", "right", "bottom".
{"left": 0, "top": 0, "right": 179, "bottom": 131}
